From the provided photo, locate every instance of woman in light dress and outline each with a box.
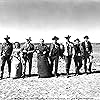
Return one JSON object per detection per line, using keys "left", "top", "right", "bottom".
{"left": 11, "top": 42, "right": 22, "bottom": 78}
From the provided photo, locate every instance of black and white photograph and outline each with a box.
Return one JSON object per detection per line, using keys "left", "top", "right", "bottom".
{"left": 0, "top": 0, "right": 100, "bottom": 99}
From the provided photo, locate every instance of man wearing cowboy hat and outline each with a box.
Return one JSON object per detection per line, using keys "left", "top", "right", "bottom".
{"left": 0, "top": 35, "right": 13, "bottom": 79}
{"left": 81, "top": 35, "right": 93, "bottom": 74}
{"left": 73, "top": 38, "right": 82, "bottom": 76}
{"left": 63, "top": 35, "right": 73, "bottom": 77}
{"left": 21, "top": 37, "right": 34, "bottom": 77}
{"left": 49, "top": 36, "right": 60, "bottom": 77}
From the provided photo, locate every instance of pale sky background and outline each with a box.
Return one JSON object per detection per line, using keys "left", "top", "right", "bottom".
{"left": 0, "top": 0, "right": 100, "bottom": 43}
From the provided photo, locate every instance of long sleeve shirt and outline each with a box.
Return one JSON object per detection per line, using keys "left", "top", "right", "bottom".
{"left": 63, "top": 42, "right": 73, "bottom": 56}
{"left": 1, "top": 42, "right": 13, "bottom": 57}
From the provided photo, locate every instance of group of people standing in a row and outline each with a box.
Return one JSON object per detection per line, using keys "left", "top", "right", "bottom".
{"left": 0, "top": 34, "right": 93, "bottom": 79}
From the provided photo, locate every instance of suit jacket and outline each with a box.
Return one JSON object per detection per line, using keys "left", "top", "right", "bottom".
{"left": 74, "top": 44, "right": 82, "bottom": 56}
{"left": 1, "top": 42, "right": 13, "bottom": 57}
{"left": 49, "top": 43, "right": 60, "bottom": 58}
{"left": 63, "top": 42, "right": 73, "bottom": 56}
{"left": 81, "top": 41, "right": 92, "bottom": 53}
{"left": 81, "top": 41, "right": 92, "bottom": 58}
{"left": 21, "top": 43, "right": 34, "bottom": 58}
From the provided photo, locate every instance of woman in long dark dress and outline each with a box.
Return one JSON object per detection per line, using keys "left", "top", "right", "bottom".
{"left": 36, "top": 39, "right": 52, "bottom": 78}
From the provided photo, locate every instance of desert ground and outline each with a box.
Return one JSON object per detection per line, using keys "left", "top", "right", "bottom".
{"left": 0, "top": 43, "right": 100, "bottom": 99}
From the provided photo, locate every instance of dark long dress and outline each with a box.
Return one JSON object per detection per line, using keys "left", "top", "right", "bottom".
{"left": 36, "top": 44, "right": 52, "bottom": 78}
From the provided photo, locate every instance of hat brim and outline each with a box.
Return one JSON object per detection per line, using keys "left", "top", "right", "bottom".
{"left": 26, "top": 39, "right": 32, "bottom": 41}
{"left": 4, "top": 37, "right": 10, "bottom": 40}
{"left": 65, "top": 35, "right": 71, "bottom": 39}
{"left": 84, "top": 36, "right": 89, "bottom": 39}
{"left": 52, "top": 37, "right": 59, "bottom": 40}
{"left": 74, "top": 39, "right": 80, "bottom": 42}
{"left": 65, "top": 37, "right": 71, "bottom": 39}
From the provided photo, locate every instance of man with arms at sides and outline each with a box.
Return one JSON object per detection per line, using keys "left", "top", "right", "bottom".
{"left": 73, "top": 38, "right": 83, "bottom": 76}
{"left": 49, "top": 36, "right": 60, "bottom": 77}
{"left": 81, "top": 36, "right": 93, "bottom": 74}
{"left": 0, "top": 35, "right": 13, "bottom": 79}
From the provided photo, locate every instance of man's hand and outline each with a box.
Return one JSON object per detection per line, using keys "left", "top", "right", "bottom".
{"left": 49, "top": 53, "right": 51, "bottom": 57}
{"left": 36, "top": 50, "right": 39, "bottom": 53}
{"left": 27, "top": 50, "right": 34, "bottom": 54}
{"left": 23, "top": 50, "right": 27, "bottom": 53}
{"left": 43, "top": 51, "right": 46, "bottom": 54}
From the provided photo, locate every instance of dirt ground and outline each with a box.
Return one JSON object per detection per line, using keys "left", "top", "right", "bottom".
{"left": 0, "top": 50, "right": 100, "bottom": 99}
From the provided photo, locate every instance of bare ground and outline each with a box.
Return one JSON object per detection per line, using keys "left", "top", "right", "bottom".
{"left": 0, "top": 52, "right": 100, "bottom": 100}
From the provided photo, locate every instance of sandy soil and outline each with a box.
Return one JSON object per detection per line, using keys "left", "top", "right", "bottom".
{"left": 0, "top": 52, "right": 100, "bottom": 99}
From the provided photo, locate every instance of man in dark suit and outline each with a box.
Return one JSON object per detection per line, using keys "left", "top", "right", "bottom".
{"left": 0, "top": 35, "right": 13, "bottom": 79}
{"left": 81, "top": 35, "right": 93, "bottom": 74}
{"left": 49, "top": 36, "right": 60, "bottom": 77}
{"left": 21, "top": 37, "right": 34, "bottom": 77}
{"left": 73, "top": 38, "right": 82, "bottom": 76}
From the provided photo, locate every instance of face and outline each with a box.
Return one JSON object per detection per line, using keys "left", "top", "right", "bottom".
{"left": 66, "top": 39, "right": 69, "bottom": 43}
{"left": 39, "top": 39, "right": 44, "bottom": 44}
{"left": 5, "top": 39, "right": 9, "bottom": 43}
{"left": 75, "top": 40, "right": 79, "bottom": 45}
{"left": 15, "top": 43, "right": 20, "bottom": 48}
{"left": 53, "top": 39, "right": 57, "bottom": 43}
{"left": 26, "top": 40, "right": 30, "bottom": 44}
{"left": 84, "top": 38, "right": 88, "bottom": 42}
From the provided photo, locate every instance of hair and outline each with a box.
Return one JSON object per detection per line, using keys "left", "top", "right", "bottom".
{"left": 40, "top": 38, "right": 44, "bottom": 42}
{"left": 14, "top": 42, "right": 20, "bottom": 48}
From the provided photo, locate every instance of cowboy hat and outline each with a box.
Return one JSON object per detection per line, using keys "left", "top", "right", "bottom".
{"left": 84, "top": 35, "right": 89, "bottom": 39}
{"left": 26, "top": 37, "right": 32, "bottom": 41}
{"left": 65, "top": 35, "right": 71, "bottom": 39}
{"left": 4, "top": 35, "right": 10, "bottom": 40}
{"left": 74, "top": 38, "right": 80, "bottom": 42}
{"left": 52, "top": 36, "right": 59, "bottom": 40}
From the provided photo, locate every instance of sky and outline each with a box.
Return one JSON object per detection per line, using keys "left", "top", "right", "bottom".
{"left": 0, "top": 0, "right": 100, "bottom": 43}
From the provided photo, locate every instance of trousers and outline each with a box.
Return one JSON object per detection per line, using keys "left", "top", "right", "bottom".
{"left": 65, "top": 55, "right": 72, "bottom": 75}
{"left": 84, "top": 57, "right": 92, "bottom": 73}
{"left": 22, "top": 56, "right": 32, "bottom": 76}
{"left": 1, "top": 55, "right": 11, "bottom": 78}
{"left": 50, "top": 56, "right": 59, "bottom": 75}
{"left": 74, "top": 56, "right": 82, "bottom": 74}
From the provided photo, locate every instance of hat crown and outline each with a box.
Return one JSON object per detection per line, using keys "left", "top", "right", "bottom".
{"left": 84, "top": 35, "right": 89, "bottom": 39}
{"left": 4, "top": 35, "right": 10, "bottom": 39}
{"left": 65, "top": 35, "right": 71, "bottom": 39}
{"left": 52, "top": 36, "right": 59, "bottom": 40}
{"left": 26, "top": 37, "right": 32, "bottom": 41}
{"left": 74, "top": 38, "right": 80, "bottom": 42}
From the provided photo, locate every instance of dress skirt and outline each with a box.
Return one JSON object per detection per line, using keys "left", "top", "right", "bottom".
{"left": 37, "top": 55, "right": 52, "bottom": 78}
{"left": 11, "top": 57, "right": 22, "bottom": 78}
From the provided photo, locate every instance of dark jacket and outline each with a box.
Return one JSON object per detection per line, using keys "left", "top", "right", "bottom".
{"left": 21, "top": 43, "right": 34, "bottom": 58}
{"left": 81, "top": 41, "right": 92, "bottom": 53}
{"left": 49, "top": 43, "right": 60, "bottom": 58}
{"left": 1, "top": 42, "right": 13, "bottom": 57}
{"left": 81, "top": 41, "right": 93, "bottom": 58}
{"left": 74, "top": 44, "right": 82, "bottom": 56}
{"left": 36, "top": 44, "right": 49, "bottom": 58}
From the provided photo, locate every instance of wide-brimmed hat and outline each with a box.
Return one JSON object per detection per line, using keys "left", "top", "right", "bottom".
{"left": 52, "top": 36, "right": 59, "bottom": 40}
{"left": 84, "top": 35, "right": 89, "bottom": 39}
{"left": 74, "top": 38, "right": 80, "bottom": 42}
{"left": 4, "top": 35, "right": 10, "bottom": 40}
{"left": 65, "top": 35, "right": 71, "bottom": 39}
{"left": 26, "top": 37, "right": 32, "bottom": 41}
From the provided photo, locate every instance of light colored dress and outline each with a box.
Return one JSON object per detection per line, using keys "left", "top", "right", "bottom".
{"left": 11, "top": 48, "right": 22, "bottom": 78}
